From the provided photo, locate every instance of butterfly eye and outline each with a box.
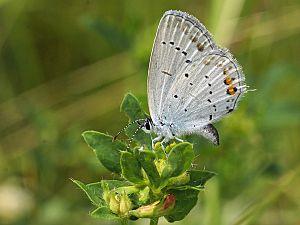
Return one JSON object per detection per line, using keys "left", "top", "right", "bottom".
{"left": 145, "top": 121, "right": 151, "bottom": 130}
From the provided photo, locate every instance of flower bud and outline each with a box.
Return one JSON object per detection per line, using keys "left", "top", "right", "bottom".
{"left": 129, "top": 200, "right": 159, "bottom": 218}
{"left": 165, "top": 142, "right": 176, "bottom": 154}
{"left": 139, "top": 186, "right": 150, "bottom": 204}
{"left": 129, "top": 194, "right": 176, "bottom": 218}
{"left": 119, "top": 193, "right": 132, "bottom": 216}
{"left": 161, "top": 194, "right": 176, "bottom": 212}
{"left": 154, "top": 142, "right": 162, "bottom": 151}
{"left": 109, "top": 192, "right": 120, "bottom": 214}
{"left": 167, "top": 172, "right": 190, "bottom": 186}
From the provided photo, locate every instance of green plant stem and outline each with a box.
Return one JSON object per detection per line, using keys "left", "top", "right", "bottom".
{"left": 150, "top": 217, "right": 159, "bottom": 225}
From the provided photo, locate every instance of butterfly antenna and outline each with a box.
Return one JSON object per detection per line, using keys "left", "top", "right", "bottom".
{"left": 113, "top": 119, "right": 145, "bottom": 141}
{"left": 126, "top": 122, "right": 145, "bottom": 150}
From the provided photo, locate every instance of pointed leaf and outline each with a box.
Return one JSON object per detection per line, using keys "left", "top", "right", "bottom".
{"left": 120, "top": 93, "right": 147, "bottom": 121}
{"left": 71, "top": 179, "right": 104, "bottom": 206}
{"left": 82, "top": 131, "right": 126, "bottom": 173}
{"left": 164, "top": 189, "right": 199, "bottom": 222}
{"left": 120, "top": 152, "right": 145, "bottom": 185}
{"left": 135, "top": 150, "right": 161, "bottom": 188}
{"left": 101, "top": 180, "right": 131, "bottom": 189}
{"left": 187, "top": 170, "right": 216, "bottom": 187}
{"left": 120, "top": 93, "right": 152, "bottom": 148}
{"left": 90, "top": 206, "right": 120, "bottom": 220}
{"left": 161, "top": 143, "right": 194, "bottom": 184}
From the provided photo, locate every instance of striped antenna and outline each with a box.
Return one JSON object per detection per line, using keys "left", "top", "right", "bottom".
{"left": 126, "top": 124, "right": 144, "bottom": 150}
{"left": 113, "top": 118, "right": 146, "bottom": 141}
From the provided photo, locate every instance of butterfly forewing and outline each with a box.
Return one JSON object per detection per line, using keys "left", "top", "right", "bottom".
{"left": 147, "top": 10, "right": 217, "bottom": 123}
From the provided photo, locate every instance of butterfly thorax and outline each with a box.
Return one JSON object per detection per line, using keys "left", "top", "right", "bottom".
{"left": 154, "top": 123, "right": 171, "bottom": 137}
{"left": 152, "top": 119, "right": 180, "bottom": 142}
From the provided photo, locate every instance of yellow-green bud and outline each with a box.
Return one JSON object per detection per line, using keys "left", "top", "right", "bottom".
{"left": 167, "top": 172, "right": 190, "bottom": 186}
{"left": 165, "top": 142, "right": 176, "bottom": 154}
{"left": 154, "top": 142, "right": 162, "bottom": 151}
{"left": 119, "top": 194, "right": 132, "bottom": 217}
{"left": 139, "top": 186, "right": 150, "bottom": 204}
{"left": 109, "top": 192, "right": 120, "bottom": 214}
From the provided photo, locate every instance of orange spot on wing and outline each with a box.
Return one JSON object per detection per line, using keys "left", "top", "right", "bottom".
{"left": 224, "top": 77, "right": 232, "bottom": 85}
{"left": 227, "top": 86, "right": 237, "bottom": 95}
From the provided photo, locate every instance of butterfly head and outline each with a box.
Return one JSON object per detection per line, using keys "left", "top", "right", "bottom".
{"left": 140, "top": 117, "right": 153, "bottom": 133}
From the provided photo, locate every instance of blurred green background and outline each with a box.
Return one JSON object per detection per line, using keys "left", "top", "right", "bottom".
{"left": 0, "top": 0, "right": 299, "bottom": 224}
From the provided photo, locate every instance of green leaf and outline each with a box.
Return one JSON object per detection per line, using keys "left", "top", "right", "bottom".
{"left": 135, "top": 150, "right": 161, "bottom": 189}
{"left": 90, "top": 206, "right": 120, "bottom": 220}
{"left": 120, "top": 151, "right": 145, "bottom": 185}
{"left": 161, "top": 143, "right": 194, "bottom": 184}
{"left": 71, "top": 179, "right": 104, "bottom": 206}
{"left": 115, "top": 186, "right": 140, "bottom": 196}
{"left": 102, "top": 180, "right": 131, "bottom": 190}
{"left": 120, "top": 93, "right": 152, "bottom": 149}
{"left": 187, "top": 170, "right": 216, "bottom": 187}
{"left": 82, "top": 131, "right": 126, "bottom": 173}
{"left": 164, "top": 189, "right": 199, "bottom": 222}
{"left": 120, "top": 93, "right": 147, "bottom": 121}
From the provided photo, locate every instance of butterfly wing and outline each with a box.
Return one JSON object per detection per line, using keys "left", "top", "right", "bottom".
{"left": 147, "top": 10, "right": 216, "bottom": 124}
{"left": 163, "top": 49, "right": 247, "bottom": 143}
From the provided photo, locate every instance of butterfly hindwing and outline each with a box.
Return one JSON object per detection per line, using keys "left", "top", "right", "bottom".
{"left": 162, "top": 49, "right": 246, "bottom": 134}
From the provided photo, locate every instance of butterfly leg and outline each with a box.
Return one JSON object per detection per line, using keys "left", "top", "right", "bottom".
{"left": 152, "top": 135, "right": 163, "bottom": 150}
{"left": 174, "top": 136, "right": 184, "bottom": 142}
{"left": 161, "top": 137, "right": 171, "bottom": 151}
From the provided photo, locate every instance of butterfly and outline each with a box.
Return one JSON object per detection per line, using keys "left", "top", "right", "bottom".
{"left": 140, "top": 10, "right": 248, "bottom": 147}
